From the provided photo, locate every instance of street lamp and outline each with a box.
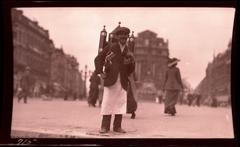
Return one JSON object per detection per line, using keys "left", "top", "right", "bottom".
{"left": 48, "top": 48, "right": 53, "bottom": 86}
{"left": 88, "top": 70, "right": 92, "bottom": 77}
{"left": 84, "top": 65, "right": 88, "bottom": 98}
{"left": 82, "top": 65, "right": 92, "bottom": 98}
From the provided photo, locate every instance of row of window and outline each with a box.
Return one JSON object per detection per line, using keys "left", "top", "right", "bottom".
{"left": 12, "top": 10, "right": 82, "bottom": 90}
{"left": 135, "top": 38, "right": 167, "bottom": 48}
{"left": 14, "top": 48, "right": 49, "bottom": 74}
{"left": 134, "top": 48, "right": 168, "bottom": 56}
{"left": 13, "top": 24, "right": 50, "bottom": 55}
{"left": 135, "top": 61, "right": 166, "bottom": 82}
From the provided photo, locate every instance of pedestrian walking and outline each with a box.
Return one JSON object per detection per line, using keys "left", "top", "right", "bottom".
{"left": 187, "top": 93, "right": 195, "bottom": 106}
{"left": 156, "top": 89, "right": 164, "bottom": 104}
{"left": 195, "top": 93, "right": 202, "bottom": 107}
{"left": 88, "top": 71, "right": 101, "bottom": 107}
{"left": 33, "top": 82, "right": 41, "bottom": 98}
{"left": 64, "top": 86, "right": 70, "bottom": 101}
{"left": 94, "top": 26, "right": 135, "bottom": 134}
{"left": 17, "top": 66, "right": 31, "bottom": 104}
{"left": 178, "top": 91, "right": 184, "bottom": 105}
{"left": 163, "top": 58, "right": 184, "bottom": 116}
{"left": 211, "top": 94, "right": 218, "bottom": 107}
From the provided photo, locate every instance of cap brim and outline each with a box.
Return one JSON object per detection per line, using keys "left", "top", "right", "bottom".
{"left": 168, "top": 60, "right": 179, "bottom": 67}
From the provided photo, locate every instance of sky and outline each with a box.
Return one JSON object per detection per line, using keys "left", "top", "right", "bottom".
{"left": 17, "top": 7, "right": 235, "bottom": 89}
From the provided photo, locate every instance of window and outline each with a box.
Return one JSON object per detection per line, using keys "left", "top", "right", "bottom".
{"left": 161, "top": 51, "right": 168, "bottom": 56}
{"left": 159, "top": 42, "right": 163, "bottom": 47}
{"left": 152, "top": 50, "right": 156, "bottom": 55}
{"left": 145, "top": 39, "right": 149, "bottom": 46}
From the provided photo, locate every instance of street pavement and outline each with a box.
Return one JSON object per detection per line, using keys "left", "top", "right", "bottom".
{"left": 11, "top": 97, "right": 234, "bottom": 138}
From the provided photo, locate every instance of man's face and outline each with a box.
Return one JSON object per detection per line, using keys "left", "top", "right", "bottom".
{"left": 117, "top": 33, "right": 129, "bottom": 45}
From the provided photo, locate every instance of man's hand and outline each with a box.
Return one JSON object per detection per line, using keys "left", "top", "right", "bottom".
{"left": 123, "top": 58, "right": 133, "bottom": 64}
{"left": 105, "top": 52, "right": 115, "bottom": 65}
{"left": 124, "top": 52, "right": 135, "bottom": 64}
{"left": 126, "top": 52, "right": 134, "bottom": 57}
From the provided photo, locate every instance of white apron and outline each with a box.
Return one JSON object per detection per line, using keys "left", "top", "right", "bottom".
{"left": 100, "top": 73, "right": 127, "bottom": 115}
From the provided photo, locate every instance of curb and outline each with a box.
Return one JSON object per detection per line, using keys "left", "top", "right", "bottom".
{"left": 11, "top": 130, "right": 90, "bottom": 138}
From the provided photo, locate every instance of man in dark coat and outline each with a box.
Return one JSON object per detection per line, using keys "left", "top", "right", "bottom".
{"left": 88, "top": 71, "right": 101, "bottom": 107}
{"left": 17, "top": 66, "right": 31, "bottom": 104}
{"left": 94, "top": 26, "right": 135, "bottom": 134}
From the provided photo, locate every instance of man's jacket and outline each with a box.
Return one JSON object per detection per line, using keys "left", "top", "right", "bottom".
{"left": 94, "top": 42, "right": 135, "bottom": 91}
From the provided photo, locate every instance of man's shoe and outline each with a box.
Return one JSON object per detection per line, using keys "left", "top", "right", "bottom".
{"left": 89, "top": 103, "right": 96, "bottom": 107}
{"left": 131, "top": 112, "right": 136, "bottom": 119}
{"left": 164, "top": 109, "right": 169, "bottom": 114}
{"left": 113, "top": 128, "right": 126, "bottom": 133}
{"left": 99, "top": 128, "right": 109, "bottom": 134}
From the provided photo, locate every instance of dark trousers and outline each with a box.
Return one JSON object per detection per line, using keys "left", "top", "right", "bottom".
{"left": 101, "top": 114, "right": 122, "bottom": 131}
{"left": 18, "top": 89, "right": 28, "bottom": 103}
{"left": 88, "top": 88, "right": 99, "bottom": 106}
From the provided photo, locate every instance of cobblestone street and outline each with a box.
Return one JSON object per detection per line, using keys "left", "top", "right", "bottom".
{"left": 11, "top": 98, "right": 234, "bottom": 138}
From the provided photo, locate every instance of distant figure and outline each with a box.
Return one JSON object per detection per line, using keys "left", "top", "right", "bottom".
{"left": 163, "top": 58, "right": 184, "bottom": 116}
{"left": 126, "top": 81, "right": 137, "bottom": 119}
{"left": 73, "top": 92, "right": 77, "bottom": 100}
{"left": 64, "top": 87, "right": 71, "bottom": 101}
{"left": 33, "top": 83, "right": 40, "bottom": 98}
{"left": 156, "top": 89, "right": 164, "bottom": 104}
{"left": 88, "top": 71, "right": 101, "bottom": 107}
{"left": 14, "top": 71, "right": 21, "bottom": 97}
{"left": 17, "top": 66, "right": 31, "bottom": 104}
{"left": 195, "top": 94, "right": 202, "bottom": 107}
{"left": 46, "top": 83, "right": 54, "bottom": 98}
{"left": 187, "top": 93, "right": 195, "bottom": 106}
{"left": 39, "top": 84, "right": 44, "bottom": 97}
{"left": 211, "top": 94, "right": 218, "bottom": 107}
{"left": 178, "top": 91, "right": 184, "bottom": 105}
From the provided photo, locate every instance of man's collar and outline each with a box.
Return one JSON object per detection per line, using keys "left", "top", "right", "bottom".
{"left": 118, "top": 42, "right": 127, "bottom": 53}
{"left": 118, "top": 42, "right": 127, "bottom": 48}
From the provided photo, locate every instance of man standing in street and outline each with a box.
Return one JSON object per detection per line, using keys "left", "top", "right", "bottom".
{"left": 17, "top": 66, "right": 31, "bottom": 104}
{"left": 94, "top": 26, "right": 135, "bottom": 134}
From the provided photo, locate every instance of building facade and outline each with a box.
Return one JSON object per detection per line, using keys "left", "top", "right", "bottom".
{"left": 134, "top": 30, "right": 170, "bottom": 100}
{"left": 12, "top": 9, "right": 54, "bottom": 94}
{"left": 195, "top": 40, "right": 231, "bottom": 105}
{"left": 50, "top": 47, "right": 84, "bottom": 98}
{"left": 12, "top": 9, "right": 84, "bottom": 98}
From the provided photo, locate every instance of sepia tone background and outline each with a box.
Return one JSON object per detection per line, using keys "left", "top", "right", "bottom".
{"left": 11, "top": 7, "right": 234, "bottom": 138}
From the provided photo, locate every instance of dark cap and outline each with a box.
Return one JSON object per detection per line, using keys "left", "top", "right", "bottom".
{"left": 115, "top": 27, "right": 130, "bottom": 35}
